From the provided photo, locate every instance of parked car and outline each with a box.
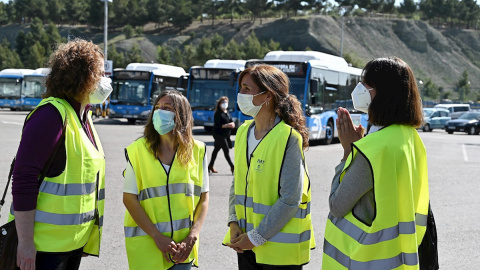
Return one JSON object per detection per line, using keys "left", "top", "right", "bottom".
{"left": 465, "top": 118, "right": 480, "bottom": 135}
{"left": 434, "top": 104, "right": 470, "bottom": 119}
{"left": 444, "top": 111, "right": 480, "bottom": 134}
{"left": 420, "top": 108, "right": 450, "bottom": 132}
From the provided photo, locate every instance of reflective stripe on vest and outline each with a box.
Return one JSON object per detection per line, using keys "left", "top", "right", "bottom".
{"left": 138, "top": 183, "right": 202, "bottom": 201}
{"left": 322, "top": 125, "right": 429, "bottom": 269}
{"left": 235, "top": 195, "right": 311, "bottom": 219}
{"left": 125, "top": 217, "right": 191, "bottom": 238}
{"left": 324, "top": 239, "right": 419, "bottom": 269}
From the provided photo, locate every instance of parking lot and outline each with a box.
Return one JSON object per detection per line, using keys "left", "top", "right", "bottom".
{"left": 1, "top": 109, "right": 479, "bottom": 269}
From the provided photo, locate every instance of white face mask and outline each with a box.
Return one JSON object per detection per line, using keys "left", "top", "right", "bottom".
{"left": 220, "top": 102, "right": 228, "bottom": 110}
{"left": 89, "top": 77, "right": 113, "bottom": 104}
{"left": 153, "top": 109, "right": 175, "bottom": 135}
{"left": 351, "top": 82, "right": 373, "bottom": 113}
{"left": 237, "top": 92, "right": 266, "bottom": 117}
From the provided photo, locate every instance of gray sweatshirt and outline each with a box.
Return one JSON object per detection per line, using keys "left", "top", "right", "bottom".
{"left": 329, "top": 147, "right": 375, "bottom": 225}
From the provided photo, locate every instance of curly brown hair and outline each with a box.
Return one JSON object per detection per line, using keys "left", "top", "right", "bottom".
{"left": 43, "top": 38, "right": 104, "bottom": 102}
{"left": 239, "top": 65, "right": 309, "bottom": 149}
{"left": 363, "top": 57, "right": 423, "bottom": 128}
{"left": 144, "top": 90, "right": 194, "bottom": 167}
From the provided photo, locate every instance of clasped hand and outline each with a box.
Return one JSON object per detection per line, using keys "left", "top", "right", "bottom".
{"left": 154, "top": 234, "right": 196, "bottom": 264}
{"left": 336, "top": 107, "right": 364, "bottom": 161}
{"left": 226, "top": 222, "right": 254, "bottom": 253}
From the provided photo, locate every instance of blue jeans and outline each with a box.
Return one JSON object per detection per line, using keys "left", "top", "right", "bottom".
{"left": 168, "top": 261, "right": 193, "bottom": 270}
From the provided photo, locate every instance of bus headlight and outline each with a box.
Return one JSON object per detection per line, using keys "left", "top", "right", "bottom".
{"left": 141, "top": 110, "right": 151, "bottom": 117}
{"left": 109, "top": 109, "right": 115, "bottom": 115}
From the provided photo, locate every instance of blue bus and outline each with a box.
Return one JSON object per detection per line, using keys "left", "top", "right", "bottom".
{"left": 247, "top": 51, "right": 364, "bottom": 144}
{"left": 21, "top": 68, "right": 50, "bottom": 111}
{"left": 110, "top": 63, "right": 188, "bottom": 124}
{"left": 186, "top": 59, "right": 247, "bottom": 132}
{"left": 0, "top": 69, "right": 34, "bottom": 111}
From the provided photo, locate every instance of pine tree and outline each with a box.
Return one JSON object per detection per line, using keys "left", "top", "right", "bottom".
{"left": 125, "top": 44, "right": 144, "bottom": 64}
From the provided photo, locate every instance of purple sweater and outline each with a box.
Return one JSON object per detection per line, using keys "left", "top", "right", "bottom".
{"left": 12, "top": 100, "right": 96, "bottom": 211}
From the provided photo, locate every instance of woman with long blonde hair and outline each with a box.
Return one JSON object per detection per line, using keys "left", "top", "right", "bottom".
{"left": 123, "top": 90, "right": 209, "bottom": 270}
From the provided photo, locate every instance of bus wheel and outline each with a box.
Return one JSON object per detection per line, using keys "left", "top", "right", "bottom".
{"left": 127, "top": 119, "right": 136, "bottom": 124}
{"left": 322, "top": 121, "right": 334, "bottom": 145}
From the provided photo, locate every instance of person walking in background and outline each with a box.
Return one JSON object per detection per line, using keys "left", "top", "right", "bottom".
{"left": 11, "top": 39, "right": 110, "bottom": 270}
{"left": 323, "top": 57, "right": 430, "bottom": 269}
{"left": 208, "top": 96, "right": 235, "bottom": 174}
{"left": 224, "top": 65, "right": 315, "bottom": 269}
{"left": 123, "top": 90, "right": 209, "bottom": 270}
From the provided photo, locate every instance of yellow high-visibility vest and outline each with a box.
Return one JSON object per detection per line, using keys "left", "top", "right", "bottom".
{"left": 223, "top": 120, "right": 315, "bottom": 266}
{"left": 9, "top": 97, "right": 106, "bottom": 255}
{"left": 124, "top": 138, "right": 205, "bottom": 270}
{"left": 323, "top": 124, "right": 429, "bottom": 269}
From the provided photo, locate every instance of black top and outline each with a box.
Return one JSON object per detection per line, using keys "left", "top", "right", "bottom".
{"left": 213, "top": 110, "right": 233, "bottom": 137}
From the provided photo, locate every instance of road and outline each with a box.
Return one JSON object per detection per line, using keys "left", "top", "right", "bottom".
{"left": 0, "top": 109, "right": 479, "bottom": 269}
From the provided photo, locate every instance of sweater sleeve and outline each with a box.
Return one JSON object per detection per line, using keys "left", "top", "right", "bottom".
{"left": 329, "top": 153, "right": 373, "bottom": 218}
{"left": 12, "top": 104, "right": 63, "bottom": 211}
{"left": 252, "top": 134, "right": 304, "bottom": 244}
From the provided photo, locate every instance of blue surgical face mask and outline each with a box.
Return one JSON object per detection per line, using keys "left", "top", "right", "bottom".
{"left": 153, "top": 109, "right": 175, "bottom": 135}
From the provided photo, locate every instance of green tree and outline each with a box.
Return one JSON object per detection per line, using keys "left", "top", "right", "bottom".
{"left": 0, "top": 3, "right": 8, "bottom": 25}
{"left": 65, "top": 0, "right": 89, "bottom": 24}
{"left": 108, "top": 45, "right": 126, "bottom": 69}
{"left": 399, "top": 0, "right": 417, "bottom": 16}
{"left": 172, "top": 48, "right": 183, "bottom": 67}
{"left": 195, "top": 37, "right": 214, "bottom": 64}
{"left": 422, "top": 78, "right": 439, "bottom": 100}
{"left": 157, "top": 45, "right": 172, "bottom": 65}
{"left": 124, "top": 25, "right": 135, "bottom": 39}
{"left": 24, "top": 42, "right": 46, "bottom": 68}
{"left": 242, "top": 31, "right": 263, "bottom": 59}
{"left": 0, "top": 39, "right": 23, "bottom": 69}
{"left": 455, "top": 70, "right": 470, "bottom": 102}
{"left": 221, "top": 39, "right": 244, "bottom": 59}
{"left": 28, "top": 0, "right": 48, "bottom": 22}
{"left": 170, "top": 0, "right": 194, "bottom": 30}
{"left": 87, "top": 0, "right": 104, "bottom": 26}
{"left": 125, "top": 44, "right": 144, "bottom": 63}
{"left": 47, "top": 0, "right": 65, "bottom": 23}
{"left": 182, "top": 45, "right": 197, "bottom": 70}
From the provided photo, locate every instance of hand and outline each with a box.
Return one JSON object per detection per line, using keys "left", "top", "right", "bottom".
{"left": 152, "top": 234, "right": 178, "bottom": 261}
{"left": 17, "top": 241, "right": 36, "bottom": 270}
{"left": 227, "top": 222, "right": 244, "bottom": 253}
{"left": 172, "top": 234, "right": 197, "bottom": 263}
{"left": 227, "top": 122, "right": 235, "bottom": 129}
{"left": 336, "top": 107, "right": 364, "bottom": 161}
{"left": 226, "top": 233, "right": 254, "bottom": 253}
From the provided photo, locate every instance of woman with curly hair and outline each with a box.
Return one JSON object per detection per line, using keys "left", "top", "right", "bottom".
{"left": 224, "top": 65, "right": 315, "bottom": 269}
{"left": 123, "top": 90, "right": 209, "bottom": 270}
{"left": 11, "top": 38, "right": 111, "bottom": 270}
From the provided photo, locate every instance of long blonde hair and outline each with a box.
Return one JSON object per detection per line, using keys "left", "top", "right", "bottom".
{"left": 144, "top": 90, "right": 194, "bottom": 166}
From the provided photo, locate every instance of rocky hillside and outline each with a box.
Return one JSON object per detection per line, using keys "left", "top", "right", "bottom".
{"left": 2, "top": 16, "right": 480, "bottom": 94}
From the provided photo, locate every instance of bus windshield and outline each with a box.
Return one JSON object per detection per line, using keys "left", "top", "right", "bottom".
{"left": 111, "top": 80, "right": 149, "bottom": 105}
{"left": 189, "top": 80, "right": 237, "bottom": 110}
{"left": 0, "top": 78, "right": 22, "bottom": 98}
{"left": 289, "top": 78, "right": 306, "bottom": 104}
{"left": 23, "top": 77, "right": 45, "bottom": 98}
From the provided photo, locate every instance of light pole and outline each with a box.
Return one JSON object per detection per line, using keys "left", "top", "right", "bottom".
{"left": 340, "top": 6, "right": 351, "bottom": 58}
{"left": 418, "top": 79, "right": 424, "bottom": 105}
{"left": 101, "top": 0, "right": 112, "bottom": 60}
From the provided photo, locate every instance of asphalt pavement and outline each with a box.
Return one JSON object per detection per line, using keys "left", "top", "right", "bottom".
{"left": 0, "top": 109, "right": 479, "bottom": 269}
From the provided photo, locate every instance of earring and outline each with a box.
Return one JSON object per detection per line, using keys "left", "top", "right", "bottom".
{"left": 266, "top": 100, "right": 270, "bottom": 106}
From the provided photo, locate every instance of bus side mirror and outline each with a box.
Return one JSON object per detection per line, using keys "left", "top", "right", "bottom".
{"left": 230, "top": 71, "right": 240, "bottom": 87}
{"left": 310, "top": 79, "right": 319, "bottom": 95}
{"left": 178, "top": 75, "right": 189, "bottom": 89}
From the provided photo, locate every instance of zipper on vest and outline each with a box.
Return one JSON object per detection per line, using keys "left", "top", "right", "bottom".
{"left": 159, "top": 157, "right": 175, "bottom": 240}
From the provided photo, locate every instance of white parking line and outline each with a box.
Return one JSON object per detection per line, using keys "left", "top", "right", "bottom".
{"left": 462, "top": 144, "right": 469, "bottom": 162}
{"left": 1, "top": 121, "right": 22, "bottom": 126}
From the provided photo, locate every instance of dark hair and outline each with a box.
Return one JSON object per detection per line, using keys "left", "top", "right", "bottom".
{"left": 363, "top": 57, "right": 423, "bottom": 127}
{"left": 144, "top": 90, "right": 194, "bottom": 166}
{"left": 215, "top": 96, "right": 229, "bottom": 113}
{"left": 239, "top": 65, "right": 309, "bottom": 149}
{"left": 44, "top": 38, "right": 104, "bottom": 102}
